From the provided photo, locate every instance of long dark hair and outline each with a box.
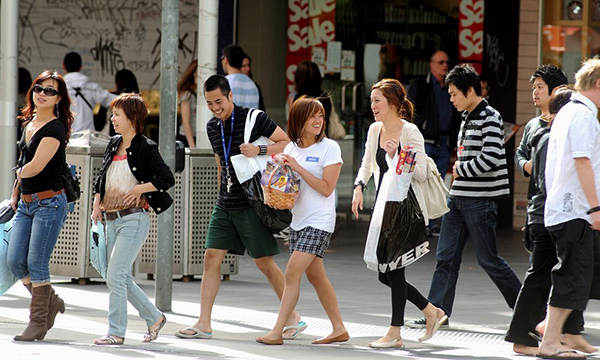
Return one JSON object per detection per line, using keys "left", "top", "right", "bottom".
{"left": 114, "top": 69, "right": 139, "bottom": 93}
{"left": 294, "top": 61, "right": 323, "bottom": 95}
{"left": 178, "top": 60, "right": 197, "bottom": 97}
{"left": 19, "top": 70, "right": 74, "bottom": 141}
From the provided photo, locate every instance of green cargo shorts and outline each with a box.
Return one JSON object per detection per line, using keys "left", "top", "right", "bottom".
{"left": 205, "top": 205, "right": 280, "bottom": 259}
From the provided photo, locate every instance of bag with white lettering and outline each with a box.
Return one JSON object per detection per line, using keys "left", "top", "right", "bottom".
{"left": 376, "top": 186, "right": 429, "bottom": 273}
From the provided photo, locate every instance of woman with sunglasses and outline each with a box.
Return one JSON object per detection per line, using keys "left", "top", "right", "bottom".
{"left": 91, "top": 93, "right": 174, "bottom": 345}
{"left": 7, "top": 71, "right": 73, "bottom": 342}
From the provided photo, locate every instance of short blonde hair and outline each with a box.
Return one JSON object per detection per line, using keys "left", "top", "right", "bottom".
{"left": 575, "top": 57, "right": 600, "bottom": 91}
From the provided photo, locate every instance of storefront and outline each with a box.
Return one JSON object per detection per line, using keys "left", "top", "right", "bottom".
{"left": 266, "top": 0, "right": 521, "bottom": 227}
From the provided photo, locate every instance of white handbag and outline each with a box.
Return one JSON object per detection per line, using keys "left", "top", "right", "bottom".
{"left": 417, "top": 156, "right": 450, "bottom": 220}
{"left": 230, "top": 109, "right": 273, "bottom": 183}
{"left": 328, "top": 98, "right": 346, "bottom": 140}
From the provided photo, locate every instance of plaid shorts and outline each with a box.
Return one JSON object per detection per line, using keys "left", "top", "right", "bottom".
{"left": 288, "top": 226, "right": 332, "bottom": 258}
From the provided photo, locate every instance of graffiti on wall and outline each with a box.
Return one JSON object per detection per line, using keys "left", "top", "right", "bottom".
{"left": 16, "top": 0, "right": 199, "bottom": 90}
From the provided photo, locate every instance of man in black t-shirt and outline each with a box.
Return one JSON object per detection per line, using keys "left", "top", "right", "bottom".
{"left": 175, "top": 75, "right": 304, "bottom": 340}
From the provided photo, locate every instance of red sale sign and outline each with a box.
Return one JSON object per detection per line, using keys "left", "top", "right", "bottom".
{"left": 459, "top": 0, "right": 484, "bottom": 72}
{"left": 286, "top": 0, "right": 336, "bottom": 96}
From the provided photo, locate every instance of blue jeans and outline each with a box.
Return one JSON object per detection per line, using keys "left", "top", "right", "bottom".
{"left": 425, "top": 134, "right": 450, "bottom": 180}
{"left": 427, "top": 197, "right": 522, "bottom": 317}
{"left": 105, "top": 212, "right": 161, "bottom": 338}
{"left": 8, "top": 193, "right": 67, "bottom": 283}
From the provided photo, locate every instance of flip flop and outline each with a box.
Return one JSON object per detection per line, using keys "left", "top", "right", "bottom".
{"left": 538, "top": 350, "right": 587, "bottom": 359}
{"left": 282, "top": 321, "right": 307, "bottom": 340}
{"left": 94, "top": 334, "right": 124, "bottom": 345}
{"left": 174, "top": 326, "right": 213, "bottom": 339}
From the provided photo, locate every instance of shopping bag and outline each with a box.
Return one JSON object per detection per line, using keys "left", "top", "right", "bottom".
{"left": 364, "top": 149, "right": 413, "bottom": 271}
{"left": 376, "top": 186, "right": 429, "bottom": 273}
{"left": 90, "top": 221, "right": 107, "bottom": 278}
{"left": 1, "top": 219, "right": 18, "bottom": 296}
{"left": 0, "top": 199, "right": 15, "bottom": 224}
{"left": 244, "top": 171, "right": 292, "bottom": 234}
{"left": 415, "top": 156, "right": 449, "bottom": 220}
{"left": 230, "top": 108, "right": 273, "bottom": 184}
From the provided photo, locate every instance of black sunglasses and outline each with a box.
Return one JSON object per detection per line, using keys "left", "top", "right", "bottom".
{"left": 32, "top": 84, "right": 59, "bottom": 96}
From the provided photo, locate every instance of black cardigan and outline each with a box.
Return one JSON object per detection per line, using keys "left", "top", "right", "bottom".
{"left": 94, "top": 133, "right": 175, "bottom": 214}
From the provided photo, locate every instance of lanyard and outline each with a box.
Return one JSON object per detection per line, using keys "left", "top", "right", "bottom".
{"left": 219, "top": 110, "right": 234, "bottom": 192}
{"left": 219, "top": 110, "right": 235, "bottom": 167}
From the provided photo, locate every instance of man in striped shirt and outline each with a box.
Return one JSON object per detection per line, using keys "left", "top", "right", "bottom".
{"left": 221, "top": 44, "right": 260, "bottom": 109}
{"left": 408, "top": 64, "right": 521, "bottom": 328}
{"left": 538, "top": 59, "right": 600, "bottom": 359}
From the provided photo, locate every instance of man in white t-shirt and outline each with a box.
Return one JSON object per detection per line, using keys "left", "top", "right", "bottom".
{"left": 63, "top": 52, "right": 116, "bottom": 132}
{"left": 539, "top": 58, "right": 600, "bottom": 359}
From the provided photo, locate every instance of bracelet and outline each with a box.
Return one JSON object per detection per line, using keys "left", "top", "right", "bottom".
{"left": 586, "top": 206, "right": 600, "bottom": 215}
{"left": 258, "top": 145, "right": 268, "bottom": 156}
{"left": 353, "top": 181, "right": 367, "bottom": 192}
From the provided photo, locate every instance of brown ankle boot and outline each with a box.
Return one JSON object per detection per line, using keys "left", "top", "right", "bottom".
{"left": 14, "top": 285, "right": 50, "bottom": 341}
{"left": 46, "top": 285, "right": 65, "bottom": 330}
{"left": 22, "top": 283, "right": 65, "bottom": 330}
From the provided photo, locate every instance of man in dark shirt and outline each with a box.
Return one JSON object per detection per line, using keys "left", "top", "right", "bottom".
{"left": 175, "top": 75, "right": 302, "bottom": 340}
{"left": 408, "top": 50, "right": 460, "bottom": 179}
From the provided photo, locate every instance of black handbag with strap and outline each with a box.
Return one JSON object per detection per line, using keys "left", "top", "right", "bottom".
{"left": 62, "top": 162, "right": 81, "bottom": 203}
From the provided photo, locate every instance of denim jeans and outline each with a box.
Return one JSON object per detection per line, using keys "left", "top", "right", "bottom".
{"left": 8, "top": 193, "right": 67, "bottom": 283}
{"left": 425, "top": 134, "right": 450, "bottom": 180}
{"left": 105, "top": 212, "right": 161, "bottom": 338}
{"left": 427, "top": 197, "right": 522, "bottom": 317}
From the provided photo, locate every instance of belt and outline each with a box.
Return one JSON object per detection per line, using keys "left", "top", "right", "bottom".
{"left": 104, "top": 207, "right": 147, "bottom": 221}
{"left": 21, "top": 189, "right": 64, "bottom": 203}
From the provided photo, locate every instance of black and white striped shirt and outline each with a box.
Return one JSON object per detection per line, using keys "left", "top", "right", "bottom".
{"left": 450, "top": 99, "right": 510, "bottom": 199}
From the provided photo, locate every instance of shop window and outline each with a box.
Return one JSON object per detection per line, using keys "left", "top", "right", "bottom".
{"left": 543, "top": 0, "right": 600, "bottom": 80}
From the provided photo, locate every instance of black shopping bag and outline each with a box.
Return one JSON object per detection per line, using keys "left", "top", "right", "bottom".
{"left": 242, "top": 171, "right": 292, "bottom": 234}
{"left": 377, "top": 186, "right": 428, "bottom": 272}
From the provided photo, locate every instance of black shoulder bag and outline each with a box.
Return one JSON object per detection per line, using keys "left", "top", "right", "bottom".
{"left": 62, "top": 138, "right": 81, "bottom": 203}
{"left": 63, "top": 163, "right": 80, "bottom": 203}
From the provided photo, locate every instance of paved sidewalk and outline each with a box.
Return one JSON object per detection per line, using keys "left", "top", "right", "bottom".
{"left": 1, "top": 221, "right": 599, "bottom": 359}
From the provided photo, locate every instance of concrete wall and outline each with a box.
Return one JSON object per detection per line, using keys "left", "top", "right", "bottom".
{"left": 10, "top": 0, "right": 199, "bottom": 90}
{"left": 513, "top": 0, "right": 540, "bottom": 229}
{"left": 237, "top": 0, "right": 288, "bottom": 127}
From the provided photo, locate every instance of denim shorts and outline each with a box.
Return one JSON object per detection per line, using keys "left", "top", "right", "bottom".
{"left": 7, "top": 193, "right": 67, "bottom": 283}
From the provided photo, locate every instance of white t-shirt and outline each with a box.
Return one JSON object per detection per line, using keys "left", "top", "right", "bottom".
{"left": 545, "top": 92, "right": 600, "bottom": 227}
{"left": 284, "top": 138, "right": 343, "bottom": 233}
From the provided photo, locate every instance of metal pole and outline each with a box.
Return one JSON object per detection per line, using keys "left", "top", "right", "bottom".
{"left": 155, "top": 0, "right": 179, "bottom": 311}
{"left": 0, "top": 0, "right": 19, "bottom": 198}
{"left": 195, "top": 0, "right": 219, "bottom": 150}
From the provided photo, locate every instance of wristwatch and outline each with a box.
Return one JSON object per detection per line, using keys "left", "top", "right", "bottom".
{"left": 586, "top": 206, "right": 600, "bottom": 215}
{"left": 353, "top": 181, "right": 367, "bottom": 192}
{"left": 258, "top": 145, "right": 268, "bottom": 156}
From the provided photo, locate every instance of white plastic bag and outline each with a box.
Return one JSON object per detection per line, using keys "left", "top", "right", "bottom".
{"left": 230, "top": 109, "right": 274, "bottom": 183}
{"left": 364, "top": 152, "right": 413, "bottom": 271}
{"left": 1, "top": 219, "right": 18, "bottom": 296}
{"left": 90, "top": 221, "right": 107, "bottom": 278}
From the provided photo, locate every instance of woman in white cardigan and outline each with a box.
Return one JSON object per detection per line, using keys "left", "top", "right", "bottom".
{"left": 352, "top": 79, "right": 446, "bottom": 348}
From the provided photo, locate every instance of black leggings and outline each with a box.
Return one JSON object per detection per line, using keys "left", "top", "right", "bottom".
{"left": 379, "top": 267, "right": 430, "bottom": 326}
